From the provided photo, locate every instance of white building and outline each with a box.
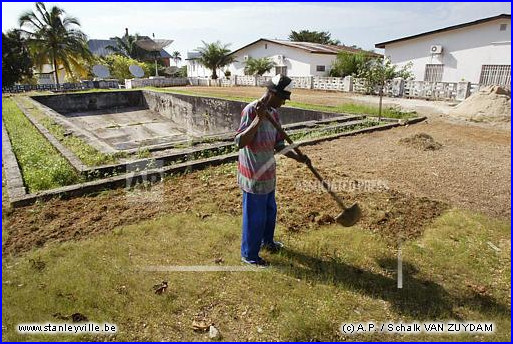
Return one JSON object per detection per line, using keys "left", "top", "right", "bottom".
{"left": 227, "top": 39, "right": 380, "bottom": 77}
{"left": 185, "top": 51, "right": 224, "bottom": 78}
{"left": 375, "top": 14, "right": 511, "bottom": 86}
{"left": 186, "top": 39, "right": 380, "bottom": 78}
{"left": 34, "top": 64, "right": 67, "bottom": 85}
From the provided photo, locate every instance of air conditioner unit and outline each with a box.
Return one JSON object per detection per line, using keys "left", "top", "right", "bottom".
{"left": 243, "top": 55, "right": 249, "bottom": 61}
{"left": 430, "top": 45, "right": 443, "bottom": 54}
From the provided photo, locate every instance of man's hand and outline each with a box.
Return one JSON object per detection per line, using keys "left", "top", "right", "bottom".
{"left": 255, "top": 94, "right": 271, "bottom": 119}
{"left": 236, "top": 95, "right": 271, "bottom": 149}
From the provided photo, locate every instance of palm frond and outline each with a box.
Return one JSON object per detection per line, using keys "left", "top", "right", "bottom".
{"left": 62, "top": 16, "right": 80, "bottom": 28}
{"left": 19, "top": 2, "right": 92, "bottom": 85}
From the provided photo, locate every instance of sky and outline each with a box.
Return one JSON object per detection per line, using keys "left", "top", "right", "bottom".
{"left": 2, "top": 1, "right": 511, "bottom": 65}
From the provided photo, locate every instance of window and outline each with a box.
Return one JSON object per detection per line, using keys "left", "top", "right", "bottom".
{"left": 479, "top": 65, "right": 511, "bottom": 86}
{"left": 316, "top": 65, "right": 326, "bottom": 72}
{"left": 265, "top": 43, "right": 268, "bottom": 49}
{"left": 275, "top": 66, "right": 287, "bottom": 76}
{"left": 500, "top": 23, "right": 507, "bottom": 31}
{"left": 424, "top": 64, "right": 444, "bottom": 82}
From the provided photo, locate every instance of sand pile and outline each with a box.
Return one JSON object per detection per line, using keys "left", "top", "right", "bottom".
{"left": 450, "top": 85, "right": 511, "bottom": 123}
{"left": 399, "top": 133, "right": 442, "bottom": 151}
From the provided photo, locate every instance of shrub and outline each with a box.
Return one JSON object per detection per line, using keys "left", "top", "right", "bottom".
{"left": 101, "top": 55, "right": 149, "bottom": 81}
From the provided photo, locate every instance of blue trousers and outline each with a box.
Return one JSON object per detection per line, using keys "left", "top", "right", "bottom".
{"left": 241, "top": 190, "right": 277, "bottom": 260}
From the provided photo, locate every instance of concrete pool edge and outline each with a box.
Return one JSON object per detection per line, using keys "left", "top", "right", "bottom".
{"left": 29, "top": 90, "right": 373, "bottom": 154}
{"left": 2, "top": 120, "right": 27, "bottom": 200}
{"left": 21, "top": 90, "right": 372, "bottom": 179}
{"left": 13, "top": 97, "right": 90, "bottom": 173}
{"left": 4, "top": 116, "right": 426, "bottom": 208}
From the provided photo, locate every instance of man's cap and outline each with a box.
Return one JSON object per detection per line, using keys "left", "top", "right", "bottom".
{"left": 266, "top": 74, "right": 293, "bottom": 100}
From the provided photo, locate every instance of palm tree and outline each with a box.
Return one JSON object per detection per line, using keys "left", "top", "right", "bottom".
{"left": 244, "top": 57, "right": 276, "bottom": 76}
{"left": 196, "top": 41, "right": 234, "bottom": 79}
{"left": 19, "top": 2, "right": 92, "bottom": 87}
{"left": 106, "top": 33, "right": 146, "bottom": 60}
{"left": 171, "top": 51, "right": 181, "bottom": 66}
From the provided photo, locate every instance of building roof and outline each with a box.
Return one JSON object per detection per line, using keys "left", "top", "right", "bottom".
{"left": 87, "top": 39, "right": 172, "bottom": 58}
{"left": 185, "top": 51, "right": 202, "bottom": 60}
{"left": 375, "top": 13, "right": 511, "bottom": 49}
{"left": 227, "top": 38, "right": 381, "bottom": 57}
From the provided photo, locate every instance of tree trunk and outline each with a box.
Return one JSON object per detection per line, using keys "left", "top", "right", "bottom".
{"left": 52, "top": 56, "right": 60, "bottom": 89}
{"left": 154, "top": 51, "right": 159, "bottom": 77}
{"left": 378, "top": 83, "right": 383, "bottom": 122}
{"left": 211, "top": 67, "right": 218, "bottom": 80}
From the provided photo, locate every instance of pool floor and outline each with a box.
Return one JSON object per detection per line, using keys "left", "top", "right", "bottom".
{"left": 65, "top": 107, "right": 205, "bottom": 150}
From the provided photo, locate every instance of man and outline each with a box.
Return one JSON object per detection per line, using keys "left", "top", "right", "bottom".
{"left": 235, "top": 74, "right": 310, "bottom": 266}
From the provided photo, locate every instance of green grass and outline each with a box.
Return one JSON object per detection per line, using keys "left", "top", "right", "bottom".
{"left": 134, "top": 148, "right": 151, "bottom": 159}
{"left": 2, "top": 98, "right": 81, "bottom": 192}
{"left": 289, "top": 120, "right": 382, "bottom": 142}
{"left": 286, "top": 101, "right": 416, "bottom": 119}
{"left": 2, "top": 208, "right": 510, "bottom": 341}
{"left": 16, "top": 97, "right": 121, "bottom": 167}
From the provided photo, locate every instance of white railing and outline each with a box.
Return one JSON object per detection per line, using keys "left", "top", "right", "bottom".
{"left": 290, "top": 76, "right": 312, "bottom": 89}
{"left": 125, "top": 77, "right": 188, "bottom": 89}
{"left": 403, "top": 81, "right": 458, "bottom": 100}
{"left": 177, "top": 76, "right": 506, "bottom": 101}
{"left": 220, "top": 78, "right": 232, "bottom": 87}
{"left": 237, "top": 75, "right": 256, "bottom": 86}
{"left": 352, "top": 77, "right": 368, "bottom": 94}
{"left": 6, "top": 74, "right": 502, "bottom": 102}
{"left": 313, "top": 77, "right": 345, "bottom": 91}
{"left": 256, "top": 76, "right": 272, "bottom": 86}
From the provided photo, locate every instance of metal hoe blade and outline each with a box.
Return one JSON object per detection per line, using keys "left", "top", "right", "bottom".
{"left": 335, "top": 203, "right": 362, "bottom": 227}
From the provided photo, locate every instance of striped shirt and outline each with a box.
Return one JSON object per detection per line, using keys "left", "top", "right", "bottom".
{"left": 235, "top": 100, "right": 285, "bottom": 194}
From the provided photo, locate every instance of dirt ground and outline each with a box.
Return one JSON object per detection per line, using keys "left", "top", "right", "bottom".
{"left": 173, "top": 86, "right": 511, "bottom": 130}
{"left": 2, "top": 89, "right": 511, "bottom": 254}
{"left": 173, "top": 86, "right": 457, "bottom": 115}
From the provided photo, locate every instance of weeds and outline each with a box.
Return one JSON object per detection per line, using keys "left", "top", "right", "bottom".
{"left": 16, "top": 97, "right": 119, "bottom": 166}
{"left": 289, "top": 120, "right": 381, "bottom": 141}
{"left": 2, "top": 98, "right": 81, "bottom": 192}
